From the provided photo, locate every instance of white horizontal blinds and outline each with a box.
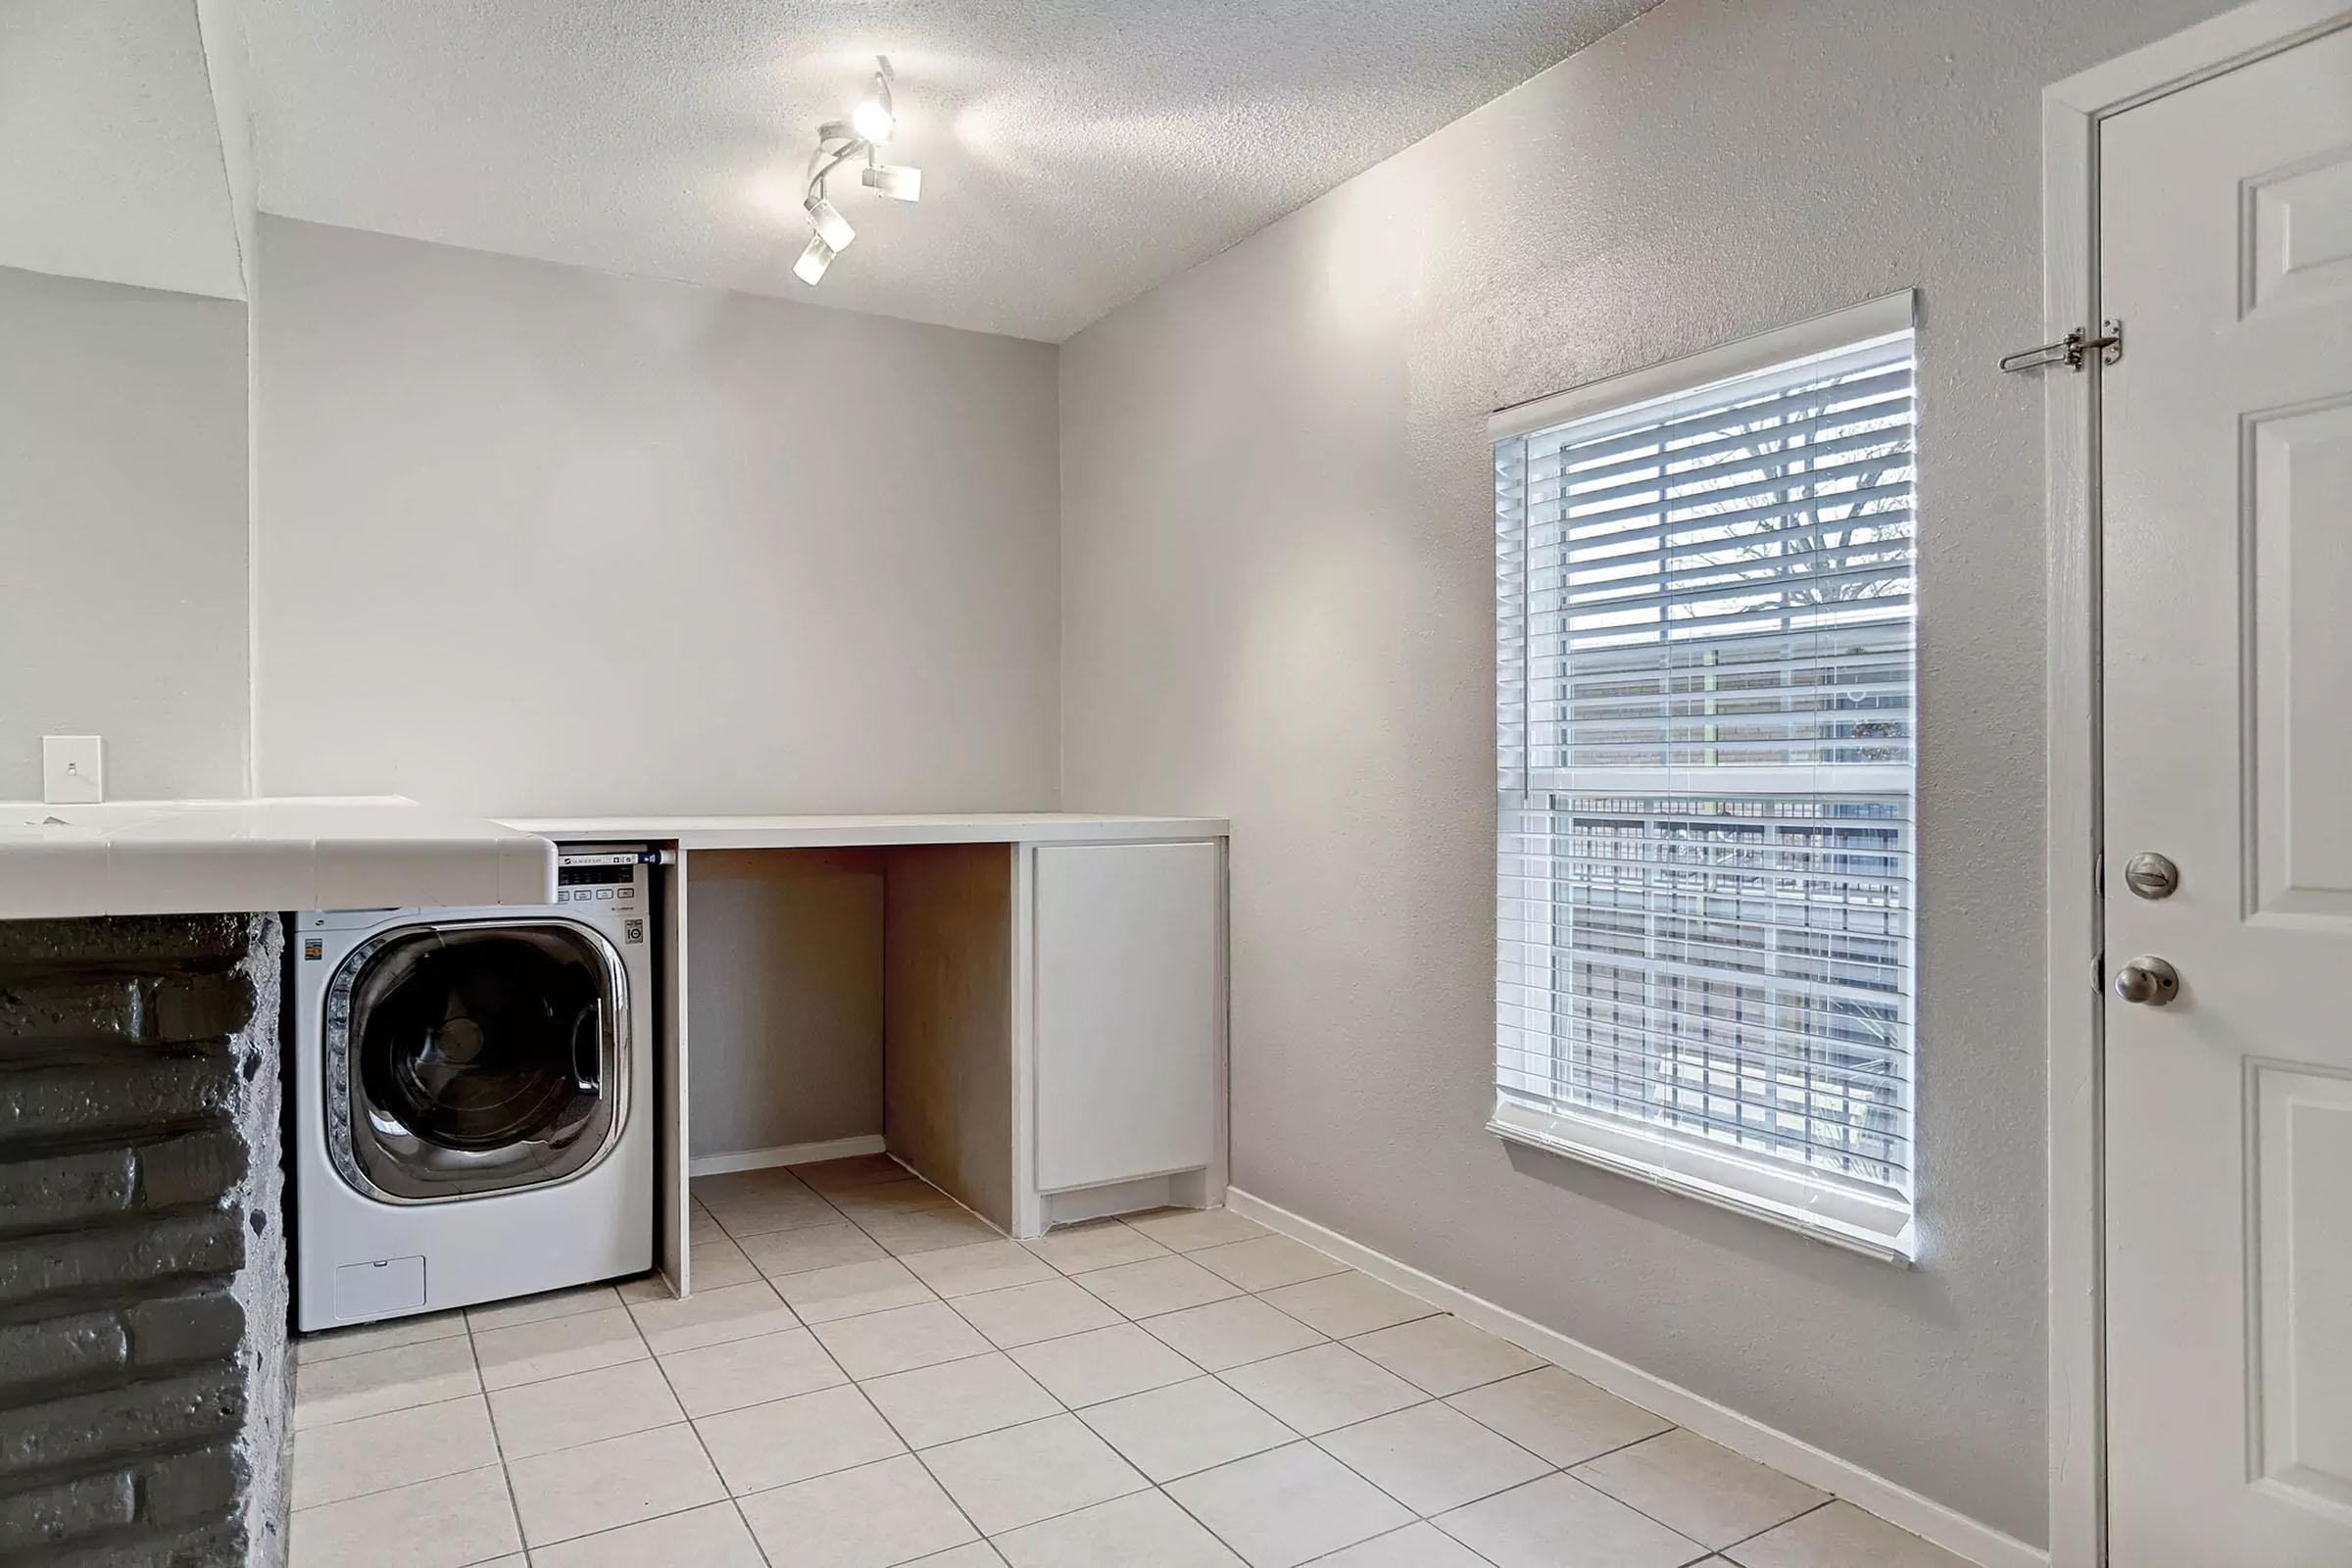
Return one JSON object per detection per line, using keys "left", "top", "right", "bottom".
{"left": 1495, "top": 325, "right": 1917, "bottom": 1205}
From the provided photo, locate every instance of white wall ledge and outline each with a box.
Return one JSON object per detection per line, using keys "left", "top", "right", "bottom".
{"left": 501, "top": 812, "right": 1230, "bottom": 850}
{"left": 0, "top": 796, "right": 556, "bottom": 919}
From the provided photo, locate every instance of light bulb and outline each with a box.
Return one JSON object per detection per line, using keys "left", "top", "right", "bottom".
{"left": 805, "top": 195, "right": 855, "bottom": 252}
{"left": 793, "top": 233, "right": 836, "bottom": 285}
{"left": 851, "top": 95, "right": 894, "bottom": 144}
{"left": 861, "top": 164, "right": 921, "bottom": 202}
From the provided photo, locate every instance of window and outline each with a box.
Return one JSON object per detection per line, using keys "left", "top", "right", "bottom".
{"left": 1491, "top": 294, "right": 1918, "bottom": 1258}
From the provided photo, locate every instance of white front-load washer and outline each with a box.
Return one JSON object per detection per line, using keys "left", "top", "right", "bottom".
{"left": 292, "top": 845, "right": 656, "bottom": 1331}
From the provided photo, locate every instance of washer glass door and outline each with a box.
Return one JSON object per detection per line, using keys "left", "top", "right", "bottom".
{"left": 329, "top": 922, "right": 625, "bottom": 1200}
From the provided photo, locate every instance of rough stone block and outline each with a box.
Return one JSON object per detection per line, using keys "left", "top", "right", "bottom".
{"left": 0, "top": 1145, "right": 136, "bottom": 1231}
{"left": 0, "top": 915, "right": 255, "bottom": 968}
{"left": 37, "top": 1520, "right": 244, "bottom": 1568}
{"left": 0, "top": 1055, "right": 231, "bottom": 1144}
{"left": 125, "top": 1290, "right": 245, "bottom": 1369}
{"left": 134, "top": 1442, "right": 243, "bottom": 1527}
{"left": 0, "top": 1469, "right": 134, "bottom": 1548}
{"left": 0, "top": 975, "right": 145, "bottom": 1041}
{"left": 0, "top": 1309, "right": 127, "bottom": 1395}
{"left": 0, "top": 1365, "right": 244, "bottom": 1476}
{"left": 0, "top": 1211, "right": 245, "bottom": 1306}
{"left": 136, "top": 1130, "right": 249, "bottom": 1211}
{"left": 152, "top": 972, "right": 259, "bottom": 1044}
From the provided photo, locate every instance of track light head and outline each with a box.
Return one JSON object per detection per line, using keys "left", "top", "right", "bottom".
{"left": 852, "top": 56, "right": 896, "bottom": 144}
{"left": 805, "top": 194, "right": 856, "bottom": 251}
{"left": 793, "top": 232, "right": 836, "bottom": 285}
{"left": 852, "top": 97, "right": 895, "bottom": 144}
{"left": 860, "top": 162, "right": 921, "bottom": 203}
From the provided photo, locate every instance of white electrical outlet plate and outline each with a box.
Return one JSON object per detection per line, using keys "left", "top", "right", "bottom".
{"left": 42, "top": 736, "right": 103, "bottom": 804}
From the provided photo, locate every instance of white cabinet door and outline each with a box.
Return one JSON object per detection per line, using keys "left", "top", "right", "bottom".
{"left": 1033, "top": 841, "right": 1220, "bottom": 1193}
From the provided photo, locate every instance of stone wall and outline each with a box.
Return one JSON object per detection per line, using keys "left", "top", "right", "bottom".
{"left": 0, "top": 914, "right": 288, "bottom": 1566}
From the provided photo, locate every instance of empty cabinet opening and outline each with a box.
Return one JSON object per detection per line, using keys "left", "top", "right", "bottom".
{"left": 684, "top": 844, "right": 1017, "bottom": 1231}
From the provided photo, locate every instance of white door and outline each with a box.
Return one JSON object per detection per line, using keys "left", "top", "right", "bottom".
{"left": 2101, "top": 20, "right": 2352, "bottom": 1566}
{"left": 1032, "top": 841, "right": 1220, "bottom": 1194}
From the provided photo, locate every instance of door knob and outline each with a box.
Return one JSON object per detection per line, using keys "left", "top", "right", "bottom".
{"left": 2112, "top": 956, "right": 2180, "bottom": 1006}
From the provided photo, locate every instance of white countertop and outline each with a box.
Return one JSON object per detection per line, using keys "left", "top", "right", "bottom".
{"left": 0, "top": 797, "right": 557, "bottom": 920}
{"left": 0, "top": 802, "right": 1226, "bottom": 921}
{"left": 500, "top": 812, "right": 1230, "bottom": 851}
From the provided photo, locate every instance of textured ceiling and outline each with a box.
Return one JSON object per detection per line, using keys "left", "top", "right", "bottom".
{"left": 236, "top": 0, "right": 1658, "bottom": 341}
{"left": 0, "top": 0, "right": 244, "bottom": 300}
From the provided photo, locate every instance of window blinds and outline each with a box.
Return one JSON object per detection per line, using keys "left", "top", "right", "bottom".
{"left": 1494, "top": 312, "right": 1917, "bottom": 1231}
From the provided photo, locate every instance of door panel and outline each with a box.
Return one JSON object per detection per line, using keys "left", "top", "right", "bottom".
{"left": 2249, "top": 397, "right": 2352, "bottom": 923}
{"left": 1033, "top": 841, "right": 1219, "bottom": 1194}
{"left": 2101, "top": 22, "right": 2352, "bottom": 1566}
{"left": 2250, "top": 1062, "right": 2352, "bottom": 1518}
{"left": 2244, "top": 143, "right": 2352, "bottom": 316}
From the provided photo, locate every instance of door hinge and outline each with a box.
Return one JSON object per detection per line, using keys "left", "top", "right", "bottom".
{"left": 1999, "top": 318, "right": 2123, "bottom": 374}
{"left": 2090, "top": 952, "right": 2105, "bottom": 995}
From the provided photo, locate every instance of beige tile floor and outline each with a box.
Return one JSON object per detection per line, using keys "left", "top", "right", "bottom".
{"left": 287, "top": 1157, "right": 1975, "bottom": 1568}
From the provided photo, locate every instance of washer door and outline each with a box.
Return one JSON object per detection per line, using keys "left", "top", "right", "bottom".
{"left": 325, "top": 922, "right": 626, "bottom": 1200}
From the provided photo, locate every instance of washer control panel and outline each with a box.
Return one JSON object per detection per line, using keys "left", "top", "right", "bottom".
{"left": 555, "top": 848, "right": 652, "bottom": 908}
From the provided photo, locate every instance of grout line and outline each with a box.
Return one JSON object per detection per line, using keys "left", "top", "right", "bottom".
{"left": 1295, "top": 1520, "right": 1494, "bottom": 1567}
{"left": 490, "top": 1301, "right": 731, "bottom": 1556}
{"left": 676, "top": 1376, "right": 928, "bottom": 1539}
{"left": 285, "top": 1415, "right": 505, "bottom": 1518}
{"left": 688, "top": 1170, "right": 1693, "bottom": 1562}
{"left": 897, "top": 1411, "right": 1165, "bottom": 1550}
{"left": 787, "top": 1179, "right": 1147, "bottom": 1548}
{"left": 1300, "top": 1393, "right": 1551, "bottom": 1521}
{"left": 289, "top": 1385, "right": 484, "bottom": 1435}
{"left": 960, "top": 1471, "right": 1161, "bottom": 1553}
{"left": 1710, "top": 1494, "right": 1840, "bottom": 1556}
{"left": 702, "top": 1179, "right": 1537, "bottom": 1561}
{"left": 1541, "top": 1464, "right": 1717, "bottom": 1561}
{"left": 466, "top": 1318, "right": 531, "bottom": 1562}
{"left": 616, "top": 1306, "right": 775, "bottom": 1566}
{"left": 1147, "top": 1440, "right": 1302, "bottom": 1565}
{"left": 287, "top": 1261, "right": 1525, "bottom": 1505}
{"left": 1439, "top": 1386, "right": 1677, "bottom": 1474}
{"left": 840, "top": 1365, "right": 997, "bottom": 1551}
{"left": 1425, "top": 1515, "right": 1517, "bottom": 1568}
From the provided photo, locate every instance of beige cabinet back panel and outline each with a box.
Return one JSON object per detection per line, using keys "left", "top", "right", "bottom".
{"left": 686, "top": 850, "right": 884, "bottom": 1159}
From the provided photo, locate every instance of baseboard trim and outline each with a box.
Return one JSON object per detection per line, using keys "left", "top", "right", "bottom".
{"left": 1225, "top": 1188, "right": 2047, "bottom": 1568}
{"left": 689, "top": 1134, "right": 887, "bottom": 1178}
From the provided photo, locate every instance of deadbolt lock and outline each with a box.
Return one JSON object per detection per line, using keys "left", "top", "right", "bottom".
{"left": 2123, "top": 852, "right": 2179, "bottom": 900}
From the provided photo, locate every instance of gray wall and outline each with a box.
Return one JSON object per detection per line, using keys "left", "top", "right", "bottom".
{"left": 0, "top": 266, "right": 250, "bottom": 801}
{"left": 253, "top": 217, "right": 1062, "bottom": 817}
{"left": 1058, "top": 0, "right": 2239, "bottom": 1544}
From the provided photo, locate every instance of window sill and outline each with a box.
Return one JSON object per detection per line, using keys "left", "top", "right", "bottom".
{"left": 1490, "top": 1103, "right": 1917, "bottom": 1265}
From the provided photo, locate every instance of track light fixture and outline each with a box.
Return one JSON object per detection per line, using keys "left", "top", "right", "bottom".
{"left": 795, "top": 55, "right": 923, "bottom": 286}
